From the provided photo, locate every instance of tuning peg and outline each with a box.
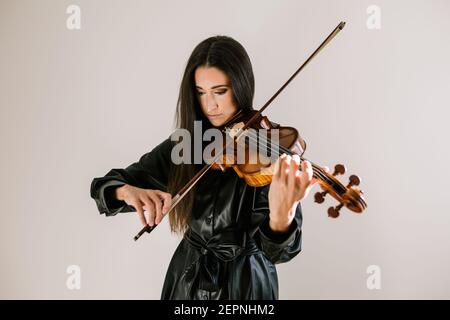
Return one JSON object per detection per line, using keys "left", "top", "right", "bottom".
{"left": 346, "top": 174, "right": 361, "bottom": 188}
{"left": 332, "top": 164, "right": 346, "bottom": 176}
{"left": 314, "top": 191, "right": 328, "bottom": 203}
{"left": 328, "top": 203, "right": 343, "bottom": 218}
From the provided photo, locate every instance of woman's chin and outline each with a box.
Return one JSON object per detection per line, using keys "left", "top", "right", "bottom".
{"left": 208, "top": 118, "right": 225, "bottom": 127}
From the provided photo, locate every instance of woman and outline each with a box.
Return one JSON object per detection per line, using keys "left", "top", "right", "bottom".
{"left": 90, "top": 35, "right": 322, "bottom": 300}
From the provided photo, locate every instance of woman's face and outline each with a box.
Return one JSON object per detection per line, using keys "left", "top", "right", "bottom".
{"left": 195, "top": 66, "right": 238, "bottom": 127}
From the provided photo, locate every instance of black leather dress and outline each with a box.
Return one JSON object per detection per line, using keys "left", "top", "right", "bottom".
{"left": 90, "top": 137, "right": 303, "bottom": 300}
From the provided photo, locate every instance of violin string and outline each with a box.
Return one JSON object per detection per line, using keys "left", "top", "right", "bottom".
{"left": 249, "top": 130, "right": 335, "bottom": 187}
{"left": 240, "top": 130, "right": 344, "bottom": 193}
{"left": 241, "top": 128, "right": 292, "bottom": 156}
{"left": 238, "top": 129, "right": 331, "bottom": 184}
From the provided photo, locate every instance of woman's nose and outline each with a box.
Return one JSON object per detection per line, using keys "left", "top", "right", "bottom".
{"left": 205, "top": 93, "right": 218, "bottom": 112}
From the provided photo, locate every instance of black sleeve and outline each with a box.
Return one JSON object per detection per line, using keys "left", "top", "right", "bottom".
{"left": 250, "top": 185, "right": 303, "bottom": 265}
{"left": 90, "top": 137, "right": 173, "bottom": 216}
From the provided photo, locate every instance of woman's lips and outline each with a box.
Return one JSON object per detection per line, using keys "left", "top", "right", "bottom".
{"left": 208, "top": 114, "right": 222, "bottom": 118}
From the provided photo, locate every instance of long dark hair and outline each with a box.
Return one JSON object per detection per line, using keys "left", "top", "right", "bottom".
{"left": 167, "top": 35, "right": 255, "bottom": 234}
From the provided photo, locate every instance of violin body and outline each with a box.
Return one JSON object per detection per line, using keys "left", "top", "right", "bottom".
{"left": 212, "top": 110, "right": 306, "bottom": 187}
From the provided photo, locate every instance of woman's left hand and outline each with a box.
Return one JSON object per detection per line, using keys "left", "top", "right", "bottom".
{"left": 268, "top": 154, "right": 327, "bottom": 232}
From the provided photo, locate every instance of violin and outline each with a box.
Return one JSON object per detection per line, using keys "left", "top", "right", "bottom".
{"left": 213, "top": 109, "right": 367, "bottom": 217}
{"left": 134, "top": 21, "right": 367, "bottom": 241}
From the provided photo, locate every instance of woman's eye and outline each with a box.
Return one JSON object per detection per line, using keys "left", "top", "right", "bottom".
{"left": 197, "top": 90, "right": 227, "bottom": 96}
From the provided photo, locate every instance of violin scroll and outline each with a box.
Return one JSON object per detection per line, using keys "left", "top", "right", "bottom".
{"left": 313, "top": 163, "right": 367, "bottom": 218}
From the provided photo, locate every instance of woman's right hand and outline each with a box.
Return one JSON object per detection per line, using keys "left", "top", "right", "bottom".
{"left": 115, "top": 184, "right": 172, "bottom": 227}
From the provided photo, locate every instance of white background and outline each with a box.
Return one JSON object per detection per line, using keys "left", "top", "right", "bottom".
{"left": 1, "top": 0, "right": 449, "bottom": 299}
